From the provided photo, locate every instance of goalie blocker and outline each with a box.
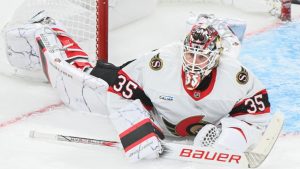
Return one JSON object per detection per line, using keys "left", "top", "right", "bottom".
{"left": 109, "top": 99, "right": 165, "bottom": 161}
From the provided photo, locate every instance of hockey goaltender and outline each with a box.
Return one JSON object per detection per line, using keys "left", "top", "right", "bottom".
{"left": 4, "top": 11, "right": 279, "bottom": 166}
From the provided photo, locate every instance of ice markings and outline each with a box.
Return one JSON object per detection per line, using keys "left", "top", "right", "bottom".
{"left": 240, "top": 21, "right": 300, "bottom": 133}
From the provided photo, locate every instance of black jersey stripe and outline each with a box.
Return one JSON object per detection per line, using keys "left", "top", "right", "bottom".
{"left": 229, "top": 89, "right": 271, "bottom": 117}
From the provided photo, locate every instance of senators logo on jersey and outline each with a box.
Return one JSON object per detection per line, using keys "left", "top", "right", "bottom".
{"left": 162, "top": 116, "right": 209, "bottom": 137}
{"left": 236, "top": 67, "right": 249, "bottom": 85}
{"left": 149, "top": 54, "right": 163, "bottom": 71}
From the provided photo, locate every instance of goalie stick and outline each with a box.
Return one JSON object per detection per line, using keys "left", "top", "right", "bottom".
{"left": 29, "top": 112, "right": 284, "bottom": 168}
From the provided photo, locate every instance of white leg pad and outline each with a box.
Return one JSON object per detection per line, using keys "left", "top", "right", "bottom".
{"left": 109, "top": 100, "right": 164, "bottom": 161}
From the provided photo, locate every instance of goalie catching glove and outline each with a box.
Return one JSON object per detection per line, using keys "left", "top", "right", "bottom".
{"left": 109, "top": 100, "right": 165, "bottom": 161}
{"left": 194, "top": 117, "right": 264, "bottom": 152}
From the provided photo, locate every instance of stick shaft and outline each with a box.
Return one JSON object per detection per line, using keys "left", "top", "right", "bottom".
{"left": 29, "top": 130, "right": 121, "bottom": 148}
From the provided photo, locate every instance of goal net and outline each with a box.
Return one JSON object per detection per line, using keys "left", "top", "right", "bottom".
{"left": 0, "top": 0, "right": 290, "bottom": 80}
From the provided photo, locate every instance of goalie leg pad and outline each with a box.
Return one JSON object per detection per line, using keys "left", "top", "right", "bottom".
{"left": 35, "top": 26, "right": 109, "bottom": 115}
{"left": 109, "top": 100, "right": 164, "bottom": 161}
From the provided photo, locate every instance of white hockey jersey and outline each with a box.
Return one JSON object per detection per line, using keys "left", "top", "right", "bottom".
{"left": 107, "top": 42, "right": 271, "bottom": 137}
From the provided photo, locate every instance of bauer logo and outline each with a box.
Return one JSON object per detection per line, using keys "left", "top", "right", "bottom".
{"left": 179, "top": 148, "right": 242, "bottom": 164}
{"left": 159, "top": 95, "right": 174, "bottom": 101}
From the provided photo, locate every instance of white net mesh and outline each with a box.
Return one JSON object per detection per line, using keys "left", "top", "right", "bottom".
{"left": 0, "top": 0, "right": 158, "bottom": 80}
{"left": 159, "top": 0, "right": 206, "bottom": 2}
{"left": 0, "top": 0, "right": 283, "bottom": 81}
{"left": 159, "top": 0, "right": 232, "bottom": 3}
{"left": 159, "top": 0, "right": 281, "bottom": 15}
{"left": 5, "top": 0, "right": 98, "bottom": 57}
{"left": 0, "top": 0, "right": 100, "bottom": 81}
{"left": 2, "top": 0, "right": 281, "bottom": 62}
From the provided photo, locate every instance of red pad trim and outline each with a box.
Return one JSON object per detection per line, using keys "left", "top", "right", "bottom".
{"left": 229, "top": 127, "right": 247, "bottom": 143}
{"left": 73, "top": 61, "right": 92, "bottom": 70}
{"left": 52, "top": 28, "right": 88, "bottom": 58}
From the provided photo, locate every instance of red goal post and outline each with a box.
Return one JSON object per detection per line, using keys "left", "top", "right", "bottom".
{"left": 97, "top": 0, "right": 108, "bottom": 62}
{"left": 280, "top": 0, "right": 292, "bottom": 21}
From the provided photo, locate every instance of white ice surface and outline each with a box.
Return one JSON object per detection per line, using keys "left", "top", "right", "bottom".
{"left": 1, "top": 1, "right": 300, "bottom": 169}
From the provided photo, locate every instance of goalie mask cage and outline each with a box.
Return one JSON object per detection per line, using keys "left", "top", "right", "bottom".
{"left": 4, "top": 0, "right": 291, "bottom": 63}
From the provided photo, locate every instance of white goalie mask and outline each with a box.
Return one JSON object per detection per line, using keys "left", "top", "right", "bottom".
{"left": 182, "top": 23, "right": 222, "bottom": 90}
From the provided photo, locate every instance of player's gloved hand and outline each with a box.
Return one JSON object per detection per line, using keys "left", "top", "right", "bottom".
{"left": 194, "top": 118, "right": 264, "bottom": 152}
{"left": 193, "top": 124, "right": 221, "bottom": 147}
{"left": 139, "top": 137, "right": 163, "bottom": 160}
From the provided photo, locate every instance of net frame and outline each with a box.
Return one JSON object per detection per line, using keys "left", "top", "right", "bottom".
{"left": 97, "top": 0, "right": 108, "bottom": 62}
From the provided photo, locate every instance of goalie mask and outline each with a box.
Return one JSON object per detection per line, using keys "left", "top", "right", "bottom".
{"left": 182, "top": 23, "right": 222, "bottom": 90}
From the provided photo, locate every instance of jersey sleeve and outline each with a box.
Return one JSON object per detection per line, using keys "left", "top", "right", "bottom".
{"left": 106, "top": 50, "right": 160, "bottom": 112}
{"left": 107, "top": 68, "right": 154, "bottom": 111}
{"left": 228, "top": 64, "right": 271, "bottom": 126}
